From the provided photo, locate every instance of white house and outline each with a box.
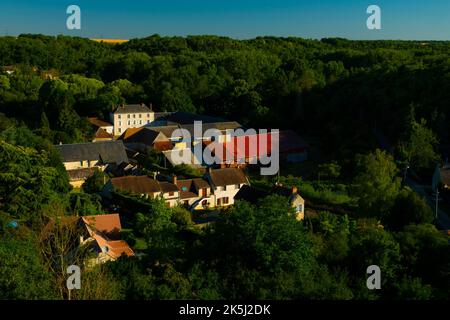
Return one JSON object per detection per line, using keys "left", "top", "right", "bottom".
{"left": 110, "top": 104, "right": 158, "bottom": 136}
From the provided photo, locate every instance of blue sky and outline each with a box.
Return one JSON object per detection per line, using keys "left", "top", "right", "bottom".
{"left": 0, "top": 0, "right": 449, "bottom": 40}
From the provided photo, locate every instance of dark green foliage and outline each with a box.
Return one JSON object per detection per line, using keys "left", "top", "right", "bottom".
{"left": 0, "top": 235, "right": 58, "bottom": 299}
{"left": 386, "top": 189, "right": 434, "bottom": 230}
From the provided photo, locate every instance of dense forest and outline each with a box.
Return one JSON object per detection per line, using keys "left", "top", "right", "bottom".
{"left": 0, "top": 34, "right": 449, "bottom": 300}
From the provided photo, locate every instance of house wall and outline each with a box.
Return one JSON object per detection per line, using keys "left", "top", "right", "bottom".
{"left": 112, "top": 112, "right": 155, "bottom": 136}
{"left": 64, "top": 160, "right": 101, "bottom": 170}
{"left": 101, "top": 126, "right": 114, "bottom": 134}
{"left": 211, "top": 183, "right": 243, "bottom": 206}
{"left": 69, "top": 179, "right": 85, "bottom": 189}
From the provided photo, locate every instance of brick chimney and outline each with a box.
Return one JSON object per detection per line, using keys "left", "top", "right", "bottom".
{"left": 172, "top": 174, "right": 177, "bottom": 185}
{"left": 291, "top": 186, "right": 298, "bottom": 194}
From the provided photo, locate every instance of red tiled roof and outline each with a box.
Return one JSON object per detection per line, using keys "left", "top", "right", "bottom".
{"left": 205, "top": 130, "right": 308, "bottom": 163}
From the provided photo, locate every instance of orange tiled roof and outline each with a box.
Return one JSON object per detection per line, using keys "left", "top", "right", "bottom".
{"left": 119, "top": 127, "right": 144, "bottom": 140}
{"left": 94, "top": 128, "right": 114, "bottom": 140}
{"left": 82, "top": 214, "right": 122, "bottom": 239}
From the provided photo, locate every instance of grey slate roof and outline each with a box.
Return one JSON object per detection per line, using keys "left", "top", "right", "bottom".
{"left": 207, "top": 168, "right": 248, "bottom": 187}
{"left": 113, "top": 104, "right": 152, "bottom": 114}
{"left": 55, "top": 140, "right": 128, "bottom": 164}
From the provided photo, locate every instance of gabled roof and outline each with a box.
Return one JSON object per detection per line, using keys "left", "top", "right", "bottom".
{"left": 118, "top": 127, "right": 143, "bottom": 140}
{"left": 91, "top": 234, "right": 134, "bottom": 259}
{"left": 94, "top": 128, "right": 114, "bottom": 140}
{"left": 145, "top": 125, "right": 180, "bottom": 139}
{"left": 120, "top": 127, "right": 168, "bottom": 145}
{"left": 192, "top": 178, "right": 210, "bottom": 190}
{"left": 207, "top": 168, "right": 248, "bottom": 187}
{"left": 82, "top": 214, "right": 122, "bottom": 240}
{"left": 110, "top": 175, "right": 162, "bottom": 194}
{"left": 176, "top": 179, "right": 198, "bottom": 199}
{"left": 113, "top": 104, "right": 152, "bottom": 114}
{"left": 88, "top": 117, "right": 113, "bottom": 128}
{"left": 176, "top": 178, "right": 210, "bottom": 199}
{"left": 54, "top": 140, "right": 128, "bottom": 164}
{"left": 159, "top": 181, "right": 179, "bottom": 193}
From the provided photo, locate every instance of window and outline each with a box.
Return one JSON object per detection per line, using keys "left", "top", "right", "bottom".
{"left": 147, "top": 113, "right": 150, "bottom": 117}
{"left": 223, "top": 197, "right": 229, "bottom": 204}
{"left": 118, "top": 115, "right": 121, "bottom": 119}
{"left": 127, "top": 120, "right": 130, "bottom": 125}
{"left": 118, "top": 128, "right": 121, "bottom": 133}
{"left": 235, "top": 184, "right": 240, "bottom": 189}
{"left": 147, "top": 120, "right": 150, "bottom": 124}
{"left": 139, "top": 114, "right": 142, "bottom": 118}
{"left": 133, "top": 120, "right": 136, "bottom": 125}
{"left": 201, "top": 199, "right": 208, "bottom": 207}
{"left": 169, "top": 192, "right": 174, "bottom": 197}
{"left": 80, "top": 160, "right": 83, "bottom": 167}
{"left": 133, "top": 114, "right": 136, "bottom": 118}
{"left": 296, "top": 204, "right": 303, "bottom": 212}
{"left": 127, "top": 114, "right": 130, "bottom": 119}
{"left": 139, "top": 120, "right": 142, "bottom": 125}
{"left": 118, "top": 121, "right": 121, "bottom": 126}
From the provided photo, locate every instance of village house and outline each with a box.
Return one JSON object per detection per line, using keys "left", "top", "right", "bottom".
{"left": 1, "top": 65, "right": 16, "bottom": 75}
{"left": 88, "top": 117, "right": 114, "bottom": 142}
{"left": 176, "top": 176, "right": 213, "bottom": 209}
{"left": 204, "top": 168, "right": 249, "bottom": 207}
{"left": 110, "top": 103, "right": 169, "bottom": 136}
{"left": 204, "top": 129, "right": 309, "bottom": 168}
{"left": 104, "top": 175, "right": 180, "bottom": 208}
{"left": 81, "top": 214, "right": 134, "bottom": 265}
{"left": 103, "top": 168, "right": 249, "bottom": 210}
{"left": 118, "top": 127, "right": 173, "bottom": 153}
{"left": 235, "top": 184, "right": 306, "bottom": 220}
{"left": 54, "top": 140, "right": 128, "bottom": 187}
{"left": 41, "top": 213, "right": 134, "bottom": 267}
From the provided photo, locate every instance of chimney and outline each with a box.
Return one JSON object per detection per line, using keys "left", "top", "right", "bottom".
{"left": 152, "top": 172, "right": 157, "bottom": 180}
{"left": 172, "top": 174, "right": 177, "bottom": 185}
{"left": 291, "top": 186, "right": 298, "bottom": 194}
{"left": 149, "top": 103, "right": 153, "bottom": 111}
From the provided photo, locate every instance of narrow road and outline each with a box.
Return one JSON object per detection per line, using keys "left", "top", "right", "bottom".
{"left": 406, "top": 177, "right": 450, "bottom": 230}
